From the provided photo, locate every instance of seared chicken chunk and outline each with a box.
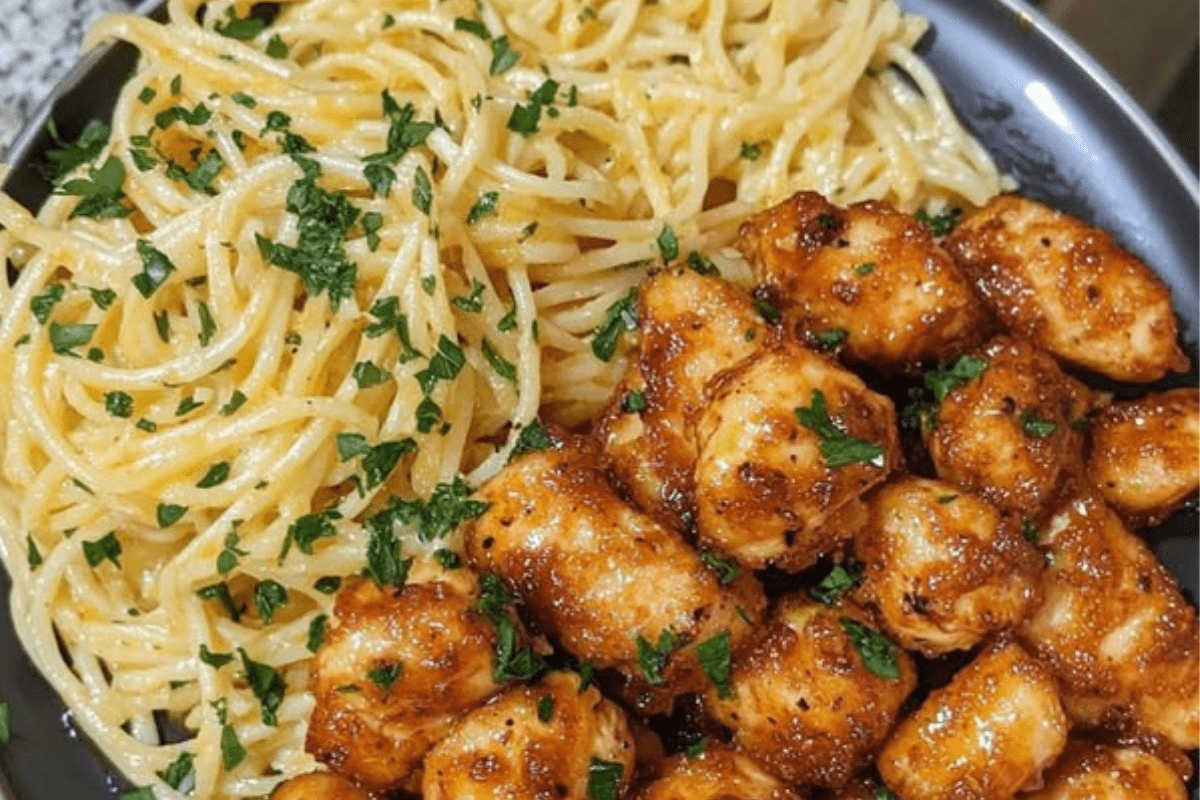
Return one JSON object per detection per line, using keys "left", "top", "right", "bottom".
{"left": 422, "top": 670, "right": 636, "bottom": 800}
{"left": 737, "top": 190, "right": 992, "bottom": 370}
{"left": 1086, "top": 387, "right": 1200, "bottom": 527}
{"left": 943, "top": 194, "right": 1188, "bottom": 382}
{"left": 1018, "top": 491, "right": 1199, "bottom": 750}
{"left": 597, "top": 269, "right": 764, "bottom": 532}
{"left": 856, "top": 477, "right": 1043, "bottom": 656}
{"left": 1023, "top": 738, "right": 1190, "bottom": 800}
{"left": 705, "top": 596, "right": 915, "bottom": 788}
{"left": 269, "top": 772, "right": 376, "bottom": 800}
{"left": 305, "top": 572, "right": 503, "bottom": 792}
{"left": 877, "top": 639, "right": 1068, "bottom": 800}
{"left": 924, "top": 336, "right": 1094, "bottom": 522}
{"left": 463, "top": 434, "right": 764, "bottom": 715}
{"left": 629, "top": 742, "right": 802, "bottom": 800}
{"left": 694, "top": 339, "right": 900, "bottom": 571}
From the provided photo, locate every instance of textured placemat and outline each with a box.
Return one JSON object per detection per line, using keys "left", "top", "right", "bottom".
{"left": 0, "top": 0, "right": 133, "bottom": 159}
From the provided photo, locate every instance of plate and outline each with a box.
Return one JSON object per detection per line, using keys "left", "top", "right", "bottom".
{"left": 0, "top": 0, "right": 1196, "bottom": 797}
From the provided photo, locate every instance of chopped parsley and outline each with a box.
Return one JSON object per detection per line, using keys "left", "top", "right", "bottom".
{"left": 1021, "top": 517, "right": 1039, "bottom": 544}
{"left": 508, "top": 78, "right": 559, "bottom": 136}
{"left": 217, "top": 526, "right": 248, "bottom": 574}
{"left": 656, "top": 224, "right": 679, "bottom": 263}
{"left": 510, "top": 419, "right": 554, "bottom": 460}
{"left": 451, "top": 279, "right": 487, "bottom": 311}
{"left": 220, "top": 723, "right": 246, "bottom": 770}
{"left": 265, "top": 33, "right": 289, "bottom": 58}
{"left": 367, "top": 662, "right": 403, "bottom": 694}
{"left": 537, "top": 694, "right": 555, "bottom": 723}
{"left": 238, "top": 647, "right": 286, "bottom": 725}
{"left": 82, "top": 532, "right": 121, "bottom": 568}
{"left": 840, "top": 617, "right": 899, "bottom": 680}
{"left": 42, "top": 119, "right": 110, "bottom": 184}
{"left": 159, "top": 751, "right": 195, "bottom": 793}
{"left": 369, "top": 475, "right": 490, "bottom": 542}
{"left": 364, "top": 510, "right": 413, "bottom": 588}
{"left": 794, "top": 389, "right": 885, "bottom": 469}
{"left": 156, "top": 503, "right": 187, "bottom": 528}
{"left": 695, "top": 630, "right": 732, "bottom": 698}
{"left": 219, "top": 390, "right": 247, "bottom": 416}
{"left": 415, "top": 395, "right": 443, "bottom": 434}
{"left": 434, "top": 548, "right": 462, "bottom": 569}
{"left": 454, "top": 17, "right": 491, "bottom": 39}
{"left": 88, "top": 286, "right": 117, "bottom": 310}
{"left": 174, "top": 396, "right": 203, "bottom": 416}
{"left": 0, "top": 700, "right": 9, "bottom": 745}
{"left": 925, "top": 355, "right": 988, "bottom": 403}
{"left": 154, "top": 102, "right": 212, "bottom": 130}
{"left": 699, "top": 550, "right": 740, "bottom": 585}
{"left": 415, "top": 335, "right": 467, "bottom": 394}
{"left": 30, "top": 283, "right": 65, "bottom": 324}
{"left": 412, "top": 165, "right": 433, "bottom": 214}
{"left": 351, "top": 360, "right": 391, "bottom": 389}
{"left": 807, "top": 327, "right": 849, "bottom": 351}
{"left": 364, "top": 296, "right": 423, "bottom": 361}
{"left": 214, "top": 6, "right": 265, "bottom": 40}
{"left": 488, "top": 35, "right": 520, "bottom": 75}
{"left": 131, "top": 240, "right": 176, "bottom": 298}
{"left": 196, "top": 461, "right": 231, "bottom": 488}
{"left": 277, "top": 508, "right": 340, "bottom": 562}
{"left": 253, "top": 580, "right": 288, "bottom": 625}
{"left": 481, "top": 338, "right": 517, "bottom": 382}
{"left": 117, "top": 788, "right": 154, "bottom": 800}
{"left": 620, "top": 390, "right": 646, "bottom": 413}
{"left": 105, "top": 391, "right": 134, "bottom": 418}
{"left": 915, "top": 206, "right": 962, "bottom": 237}
{"left": 363, "top": 93, "right": 435, "bottom": 172}
{"left": 465, "top": 191, "right": 499, "bottom": 224}
{"left": 811, "top": 561, "right": 864, "bottom": 605}
{"left": 49, "top": 322, "right": 96, "bottom": 356}
{"left": 57, "top": 155, "right": 128, "bottom": 219}
{"left": 855, "top": 261, "right": 877, "bottom": 276}
{"left": 591, "top": 288, "right": 638, "bottom": 362}
{"left": 686, "top": 250, "right": 719, "bottom": 276}
{"left": 1018, "top": 408, "right": 1058, "bottom": 437}
{"left": 197, "top": 581, "right": 242, "bottom": 621}
{"left": 752, "top": 294, "right": 782, "bottom": 325}
{"left": 314, "top": 576, "right": 341, "bottom": 594}
{"left": 587, "top": 758, "right": 624, "bottom": 800}
{"left": 26, "top": 536, "right": 42, "bottom": 570}
{"left": 739, "top": 141, "right": 761, "bottom": 160}
{"left": 197, "top": 300, "right": 216, "bottom": 346}
{"left": 199, "top": 644, "right": 234, "bottom": 669}
{"left": 637, "top": 629, "right": 684, "bottom": 686}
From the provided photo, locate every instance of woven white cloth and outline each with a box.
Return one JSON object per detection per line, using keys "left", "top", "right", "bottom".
{"left": 0, "top": 0, "right": 132, "bottom": 159}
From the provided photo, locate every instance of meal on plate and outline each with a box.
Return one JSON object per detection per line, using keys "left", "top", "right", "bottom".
{"left": 0, "top": 0, "right": 1194, "bottom": 799}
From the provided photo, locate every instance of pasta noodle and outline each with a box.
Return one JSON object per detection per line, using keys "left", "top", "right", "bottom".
{"left": 0, "top": 0, "right": 1010, "bottom": 796}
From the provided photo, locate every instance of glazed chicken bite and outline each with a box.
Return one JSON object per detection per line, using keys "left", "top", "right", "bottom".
{"left": 877, "top": 639, "right": 1068, "bottom": 800}
{"left": 704, "top": 596, "right": 916, "bottom": 789}
{"left": 305, "top": 570, "right": 505, "bottom": 792}
{"left": 923, "top": 336, "right": 1094, "bottom": 522}
{"left": 462, "top": 433, "right": 765, "bottom": 715}
{"left": 629, "top": 742, "right": 803, "bottom": 800}
{"left": 943, "top": 194, "right": 1188, "bottom": 382}
{"left": 1022, "top": 738, "right": 1191, "bottom": 800}
{"left": 856, "top": 476, "right": 1043, "bottom": 656}
{"left": 1085, "top": 387, "right": 1200, "bottom": 527}
{"left": 422, "top": 670, "right": 636, "bottom": 800}
{"left": 737, "top": 190, "right": 992, "bottom": 371}
{"left": 694, "top": 339, "right": 900, "bottom": 571}
{"left": 596, "top": 268, "right": 765, "bottom": 533}
{"left": 269, "top": 771, "right": 376, "bottom": 800}
{"left": 1018, "top": 491, "right": 1199, "bottom": 750}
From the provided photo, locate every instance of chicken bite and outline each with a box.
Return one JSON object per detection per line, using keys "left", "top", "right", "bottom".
{"left": 463, "top": 433, "right": 765, "bottom": 715}
{"left": 856, "top": 477, "right": 1043, "bottom": 656}
{"left": 1018, "top": 491, "right": 1199, "bottom": 750}
{"left": 943, "top": 194, "right": 1188, "bottom": 382}
{"left": 737, "top": 190, "right": 992, "bottom": 371}
{"left": 596, "top": 268, "right": 765, "bottom": 533}
{"left": 269, "top": 771, "right": 376, "bottom": 800}
{"left": 705, "top": 596, "right": 915, "bottom": 789}
{"left": 629, "top": 742, "right": 803, "bottom": 800}
{"left": 422, "top": 670, "right": 636, "bottom": 800}
{"left": 305, "top": 571, "right": 505, "bottom": 792}
{"left": 1022, "top": 738, "right": 1190, "bottom": 800}
{"left": 923, "top": 336, "right": 1094, "bottom": 522}
{"left": 877, "top": 639, "right": 1068, "bottom": 800}
{"left": 694, "top": 339, "right": 900, "bottom": 571}
{"left": 1085, "top": 387, "right": 1200, "bottom": 528}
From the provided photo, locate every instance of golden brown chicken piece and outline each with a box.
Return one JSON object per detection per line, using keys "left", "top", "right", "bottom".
{"left": 943, "top": 194, "right": 1188, "bottom": 382}
{"left": 737, "top": 190, "right": 992, "bottom": 371}
{"left": 305, "top": 572, "right": 504, "bottom": 793}
{"left": 877, "top": 639, "right": 1068, "bottom": 800}
{"left": 463, "top": 434, "right": 765, "bottom": 715}
{"left": 1018, "top": 491, "right": 1199, "bottom": 750}
{"left": 856, "top": 477, "right": 1043, "bottom": 656}
{"left": 1085, "top": 387, "right": 1200, "bottom": 528}
{"left": 421, "top": 670, "right": 637, "bottom": 800}
{"left": 705, "top": 596, "right": 915, "bottom": 789}
{"left": 629, "top": 742, "right": 803, "bottom": 800}
{"left": 923, "top": 336, "right": 1094, "bottom": 523}
{"left": 694, "top": 339, "right": 900, "bottom": 571}
{"left": 1022, "top": 738, "right": 1190, "bottom": 800}
{"left": 596, "top": 268, "right": 765, "bottom": 533}
{"left": 269, "top": 771, "right": 376, "bottom": 800}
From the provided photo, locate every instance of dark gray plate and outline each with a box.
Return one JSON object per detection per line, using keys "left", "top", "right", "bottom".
{"left": 0, "top": 0, "right": 1196, "bottom": 797}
